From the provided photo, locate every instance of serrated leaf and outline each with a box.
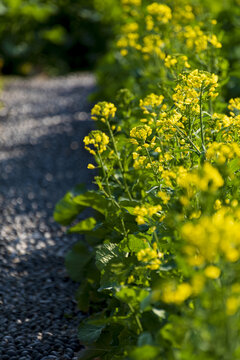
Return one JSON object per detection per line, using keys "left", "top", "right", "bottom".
{"left": 68, "top": 217, "right": 97, "bottom": 233}
{"left": 96, "top": 243, "right": 120, "bottom": 271}
{"left": 78, "top": 323, "right": 105, "bottom": 345}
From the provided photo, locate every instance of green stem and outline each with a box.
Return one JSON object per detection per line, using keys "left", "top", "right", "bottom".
{"left": 98, "top": 152, "right": 112, "bottom": 199}
{"left": 153, "top": 230, "right": 159, "bottom": 245}
{"left": 98, "top": 152, "right": 128, "bottom": 237}
{"left": 174, "top": 125, "right": 201, "bottom": 156}
{"left": 200, "top": 86, "right": 206, "bottom": 152}
{"left": 106, "top": 121, "right": 133, "bottom": 200}
{"left": 145, "top": 147, "right": 161, "bottom": 185}
{"left": 128, "top": 303, "right": 143, "bottom": 333}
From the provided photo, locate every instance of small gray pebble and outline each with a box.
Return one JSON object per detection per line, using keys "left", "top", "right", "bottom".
{"left": 0, "top": 74, "right": 95, "bottom": 359}
{"left": 2, "top": 355, "right": 9, "bottom": 360}
{"left": 6, "top": 350, "right": 17, "bottom": 357}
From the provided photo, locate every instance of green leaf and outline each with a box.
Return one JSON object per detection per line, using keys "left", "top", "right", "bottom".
{"left": 228, "top": 158, "right": 240, "bottom": 174}
{"left": 54, "top": 192, "right": 84, "bottom": 225}
{"left": 96, "top": 243, "right": 120, "bottom": 271}
{"left": 140, "top": 294, "right": 152, "bottom": 312}
{"left": 0, "top": 3, "right": 7, "bottom": 15}
{"left": 53, "top": 184, "right": 86, "bottom": 225}
{"left": 65, "top": 242, "right": 92, "bottom": 282}
{"left": 75, "top": 281, "right": 91, "bottom": 312}
{"left": 42, "top": 26, "right": 66, "bottom": 45}
{"left": 137, "top": 332, "right": 153, "bottom": 346}
{"left": 78, "top": 322, "right": 105, "bottom": 345}
{"left": 68, "top": 217, "right": 96, "bottom": 233}
{"left": 115, "top": 286, "right": 149, "bottom": 309}
{"left": 119, "top": 199, "right": 139, "bottom": 215}
{"left": 119, "top": 234, "right": 149, "bottom": 253}
{"left": 78, "top": 348, "right": 104, "bottom": 360}
{"left": 73, "top": 191, "right": 108, "bottom": 214}
{"left": 129, "top": 345, "right": 160, "bottom": 360}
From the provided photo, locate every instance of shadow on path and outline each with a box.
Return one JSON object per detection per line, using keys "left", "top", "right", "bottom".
{"left": 0, "top": 73, "right": 96, "bottom": 360}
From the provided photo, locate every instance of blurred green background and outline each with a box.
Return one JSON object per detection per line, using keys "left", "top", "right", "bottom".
{"left": 0, "top": 0, "right": 119, "bottom": 75}
{"left": 0, "top": 0, "right": 239, "bottom": 101}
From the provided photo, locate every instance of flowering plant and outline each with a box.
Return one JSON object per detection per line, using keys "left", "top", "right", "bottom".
{"left": 55, "top": 1, "right": 240, "bottom": 359}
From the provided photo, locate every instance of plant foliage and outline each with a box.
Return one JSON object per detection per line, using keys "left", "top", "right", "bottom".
{"left": 54, "top": 0, "right": 240, "bottom": 359}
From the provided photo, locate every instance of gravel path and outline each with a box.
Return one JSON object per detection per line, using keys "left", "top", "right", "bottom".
{"left": 0, "top": 74, "right": 96, "bottom": 360}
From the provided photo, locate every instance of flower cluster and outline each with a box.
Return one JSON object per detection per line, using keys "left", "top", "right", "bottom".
{"left": 173, "top": 4, "right": 195, "bottom": 23}
{"left": 137, "top": 243, "right": 163, "bottom": 270}
{"left": 121, "top": 0, "right": 141, "bottom": 6}
{"left": 91, "top": 102, "right": 117, "bottom": 122}
{"left": 164, "top": 54, "right": 190, "bottom": 69}
{"left": 177, "top": 163, "right": 224, "bottom": 196}
{"left": 140, "top": 93, "right": 164, "bottom": 112}
{"left": 213, "top": 112, "right": 240, "bottom": 141}
{"left": 206, "top": 142, "right": 240, "bottom": 164}
{"left": 83, "top": 130, "right": 109, "bottom": 155}
{"left": 141, "top": 34, "right": 165, "bottom": 60}
{"left": 228, "top": 98, "right": 240, "bottom": 114}
{"left": 181, "top": 209, "right": 240, "bottom": 266}
{"left": 173, "top": 70, "right": 218, "bottom": 113}
{"left": 181, "top": 25, "right": 222, "bottom": 53}
{"left": 146, "top": 3, "right": 172, "bottom": 25}
{"left": 161, "top": 282, "right": 192, "bottom": 304}
{"left": 226, "top": 284, "right": 240, "bottom": 315}
{"left": 130, "top": 125, "right": 152, "bottom": 144}
{"left": 134, "top": 204, "right": 162, "bottom": 225}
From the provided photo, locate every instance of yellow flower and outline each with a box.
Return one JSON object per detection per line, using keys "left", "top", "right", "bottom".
{"left": 134, "top": 204, "right": 162, "bottom": 224}
{"left": 162, "top": 282, "right": 192, "bottom": 304}
{"left": 164, "top": 55, "right": 177, "bottom": 68}
{"left": 158, "top": 191, "right": 170, "bottom": 204}
{"left": 87, "top": 164, "right": 95, "bottom": 169}
{"left": 206, "top": 142, "right": 240, "bottom": 164}
{"left": 127, "top": 275, "right": 135, "bottom": 284}
{"left": 214, "top": 199, "right": 222, "bottom": 210}
{"left": 228, "top": 98, "right": 240, "bottom": 112}
{"left": 177, "top": 163, "right": 224, "bottom": 194}
{"left": 137, "top": 245, "right": 163, "bottom": 270}
{"left": 130, "top": 125, "right": 152, "bottom": 143}
{"left": 204, "top": 265, "right": 221, "bottom": 279}
{"left": 141, "top": 35, "right": 165, "bottom": 59}
{"left": 181, "top": 25, "right": 221, "bottom": 53}
{"left": 173, "top": 70, "right": 218, "bottom": 114}
{"left": 181, "top": 208, "right": 240, "bottom": 266}
{"left": 91, "top": 102, "right": 117, "bottom": 122}
{"left": 146, "top": 3, "right": 172, "bottom": 24}
{"left": 140, "top": 93, "right": 164, "bottom": 113}
{"left": 83, "top": 130, "right": 109, "bottom": 155}
{"left": 226, "top": 296, "right": 240, "bottom": 316}
{"left": 121, "top": 22, "right": 139, "bottom": 33}
{"left": 122, "top": 0, "right": 141, "bottom": 5}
